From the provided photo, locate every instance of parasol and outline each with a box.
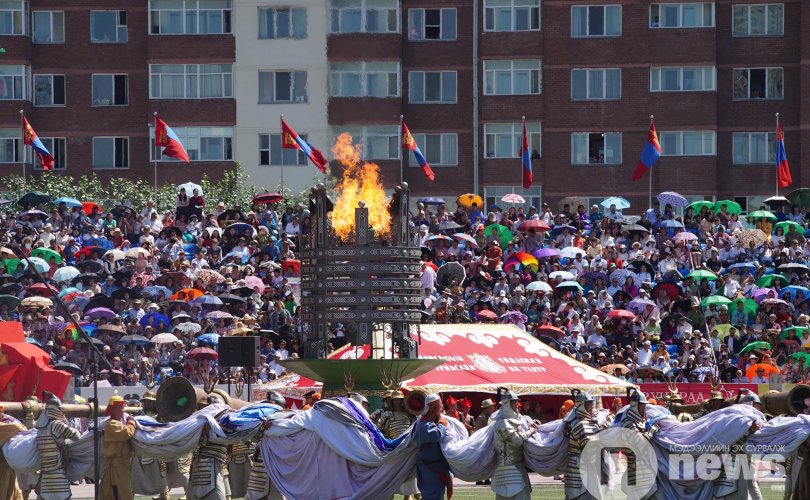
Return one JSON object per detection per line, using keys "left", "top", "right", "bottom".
{"left": 436, "top": 262, "right": 466, "bottom": 289}
{"left": 656, "top": 192, "right": 688, "bottom": 208}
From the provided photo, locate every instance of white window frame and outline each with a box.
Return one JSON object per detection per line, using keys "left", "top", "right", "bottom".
{"left": 650, "top": 66, "right": 716, "bottom": 92}
{"left": 150, "top": 126, "right": 232, "bottom": 162}
{"left": 90, "top": 10, "right": 127, "bottom": 43}
{"left": 650, "top": 3, "right": 714, "bottom": 28}
{"left": 571, "top": 68, "right": 621, "bottom": 100}
{"left": 258, "top": 7, "right": 306, "bottom": 39}
{"left": 259, "top": 133, "right": 308, "bottom": 166}
{"left": 0, "top": 129, "right": 27, "bottom": 163}
{"left": 0, "top": 1, "right": 26, "bottom": 36}
{"left": 484, "top": 185, "right": 543, "bottom": 213}
{"left": 92, "top": 137, "right": 129, "bottom": 169}
{"left": 658, "top": 131, "right": 716, "bottom": 156}
{"left": 732, "top": 4, "right": 783, "bottom": 37}
{"left": 732, "top": 132, "right": 776, "bottom": 165}
{"left": 571, "top": 132, "right": 623, "bottom": 165}
{"left": 149, "top": 64, "right": 233, "bottom": 99}
{"left": 732, "top": 67, "right": 783, "bottom": 100}
{"left": 408, "top": 8, "right": 456, "bottom": 41}
{"left": 258, "top": 71, "right": 307, "bottom": 104}
{"left": 484, "top": 0, "right": 540, "bottom": 32}
{"left": 92, "top": 74, "right": 128, "bottom": 106}
{"left": 33, "top": 74, "right": 65, "bottom": 106}
{"left": 483, "top": 60, "right": 542, "bottom": 96}
{"left": 408, "top": 71, "right": 457, "bottom": 104}
{"left": 484, "top": 123, "right": 541, "bottom": 159}
{"left": 32, "top": 10, "right": 64, "bottom": 43}
{"left": 330, "top": 62, "right": 400, "bottom": 98}
{"left": 329, "top": 0, "right": 399, "bottom": 34}
{"left": 149, "top": 0, "right": 232, "bottom": 35}
{"left": 571, "top": 5, "right": 622, "bottom": 37}
{"left": 331, "top": 125, "right": 400, "bottom": 160}
{"left": 0, "top": 65, "right": 29, "bottom": 100}
{"left": 35, "top": 137, "right": 66, "bottom": 170}
{"left": 408, "top": 133, "right": 458, "bottom": 167}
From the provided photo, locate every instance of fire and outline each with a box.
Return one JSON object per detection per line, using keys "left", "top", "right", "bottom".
{"left": 330, "top": 133, "right": 391, "bottom": 240}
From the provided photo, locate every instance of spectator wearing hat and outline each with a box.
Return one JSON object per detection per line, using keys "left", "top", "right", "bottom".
{"left": 475, "top": 399, "right": 496, "bottom": 432}
{"left": 100, "top": 395, "right": 138, "bottom": 500}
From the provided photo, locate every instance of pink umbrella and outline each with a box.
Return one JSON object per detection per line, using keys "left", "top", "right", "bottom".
{"left": 451, "top": 233, "right": 479, "bottom": 248}
{"left": 673, "top": 232, "right": 698, "bottom": 243}
{"left": 243, "top": 275, "right": 266, "bottom": 295}
{"left": 501, "top": 193, "right": 525, "bottom": 204}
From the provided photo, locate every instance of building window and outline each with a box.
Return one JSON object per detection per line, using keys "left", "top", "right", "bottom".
{"left": 90, "top": 10, "right": 127, "bottom": 43}
{"left": 571, "top": 5, "right": 621, "bottom": 37}
{"left": 571, "top": 68, "right": 621, "bottom": 100}
{"left": 150, "top": 64, "right": 232, "bottom": 99}
{"left": 333, "top": 125, "right": 400, "bottom": 160}
{"left": 0, "top": 1, "right": 25, "bottom": 35}
{"left": 650, "top": 3, "right": 714, "bottom": 28}
{"left": 93, "top": 137, "right": 129, "bottom": 169}
{"left": 92, "top": 74, "right": 128, "bottom": 106}
{"left": 0, "top": 129, "right": 24, "bottom": 162}
{"left": 484, "top": 123, "right": 541, "bottom": 159}
{"left": 408, "top": 133, "right": 457, "bottom": 167}
{"left": 409, "top": 71, "right": 456, "bottom": 104}
{"left": 484, "top": 186, "right": 542, "bottom": 212}
{"left": 408, "top": 8, "right": 456, "bottom": 40}
{"left": 330, "top": 0, "right": 398, "bottom": 34}
{"left": 35, "top": 138, "right": 66, "bottom": 170}
{"left": 259, "top": 133, "right": 308, "bottom": 166}
{"left": 32, "top": 11, "right": 64, "bottom": 43}
{"left": 733, "top": 132, "right": 776, "bottom": 164}
{"left": 733, "top": 4, "right": 783, "bottom": 36}
{"left": 258, "top": 7, "right": 306, "bottom": 39}
{"left": 658, "top": 131, "right": 716, "bottom": 156}
{"left": 732, "top": 67, "right": 783, "bottom": 100}
{"left": 330, "top": 62, "right": 400, "bottom": 98}
{"left": 151, "top": 126, "right": 233, "bottom": 161}
{"left": 0, "top": 65, "right": 28, "bottom": 100}
{"left": 571, "top": 132, "right": 622, "bottom": 165}
{"left": 34, "top": 75, "right": 65, "bottom": 106}
{"left": 650, "top": 66, "right": 715, "bottom": 91}
{"left": 484, "top": 0, "right": 540, "bottom": 32}
{"left": 150, "top": 0, "right": 231, "bottom": 34}
{"left": 258, "top": 71, "right": 307, "bottom": 103}
{"left": 483, "top": 60, "right": 541, "bottom": 95}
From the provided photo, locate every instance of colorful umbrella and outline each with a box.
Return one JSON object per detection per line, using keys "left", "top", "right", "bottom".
{"left": 196, "top": 269, "right": 225, "bottom": 285}
{"left": 140, "top": 312, "right": 171, "bottom": 329}
{"left": 456, "top": 193, "right": 483, "bottom": 210}
{"left": 426, "top": 234, "right": 454, "bottom": 243}
{"left": 171, "top": 288, "right": 204, "bottom": 301}
{"left": 725, "top": 262, "right": 758, "bottom": 274}
{"left": 673, "top": 232, "right": 698, "bottom": 243}
{"left": 476, "top": 310, "right": 497, "bottom": 320}
{"left": 22, "top": 257, "right": 50, "bottom": 274}
{"left": 756, "top": 274, "right": 788, "bottom": 288}
{"left": 2, "top": 259, "right": 21, "bottom": 274}
{"left": 601, "top": 197, "right": 630, "bottom": 210}
{"left": 196, "top": 333, "right": 221, "bottom": 346}
{"left": 194, "top": 294, "right": 223, "bottom": 306}
{"left": 713, "top": 200, "right": 743, "bottom": 215}
{"left": 206, "top": 311, "right": 233, "bottom": 320}
{"left": 710, "top": 324, "right": 737, "bottom": 341}
{"left": 85, "top": 307, "right": 117, "bottom": 320}
{"left": 451, "top": 233, "right": 479, "bottom": 249}
{"left": 656, "top": 192, "right": 688, "bottom": 208}
{"left": 504, "top": 252, "right": 538, "bottom": 273}
{"left": 782, "top": 286, "right": 810, "bottom": 300}
{"left": 27, "top": 283, "right": 59, "bottom": 296}
{"left": 737, "top": 229, "right": 767, "bottom": 248}
{"left": 652, "top": 282, "right": 681, "bottom": 300}
{"left": 282, "top": 259, "right": 301, "bottom": 274}
{"left": 81, "top": 201, "right": 101, "bottom": 215}
{"left": 243, "top": 275, "right": 266, "bottom": 295}
{"left": 143, "top": 286, "right": 173, "bottom": 299}
{"left": 751, "top": 288, "right": 776, "bottom": 303}
{"left": 501, "top": 193, "right": 525, "bottom": 204}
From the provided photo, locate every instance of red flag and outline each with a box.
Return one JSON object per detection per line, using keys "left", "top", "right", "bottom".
{"left": 776, "top": 120, "right": 792, "bottom": 189}
{"left": 155, "top": 117, "right": 190, "bottom": 163}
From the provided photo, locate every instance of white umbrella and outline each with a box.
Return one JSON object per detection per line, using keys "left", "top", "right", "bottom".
{"left": 178, "top": 182, "right": 203, "bottom": 196}
{"left": 526, "top": 281, "right": 553, "bottom": 292}
{"left": 126, "top": 247, "right": 150, "bottom": 259}
{"left": 549, "top": 271, "right": 575, "bottom": 281}
{"left": 501, "top": 193, "right": 525, "bottom": 204}
{"left": 151, "top": 333, "right": 179, "bottom": 344}
{"left": 53, "top": 266, "right": 80, "bottom": 283}
{"left": 559, "top": 247, "right": 587, "bottom": 259}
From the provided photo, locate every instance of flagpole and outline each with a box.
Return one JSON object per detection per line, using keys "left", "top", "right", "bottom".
{"left": 399, "top": 114, "right": 404, "bottom": 184}
{"left": 649, "top": 114, "right": 654, "bottom": 210}
{"left": 280, "top": 114, "right": 285, "bottom": 197}
{"left": 153, "top": 112, "right": 158, "bottom": 192}
{"left": 775, "top": 112, "right": 780, "bottom": 197}
{"left": 19, "top": 109, "right": 25, "bottom": 188}
{"left": 519, "top": 115, "right": 525, "bottom": 196}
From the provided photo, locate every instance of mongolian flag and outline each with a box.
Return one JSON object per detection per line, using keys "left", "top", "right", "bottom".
{"left": 519, "top": 123, "right": 532, "bottom": 189}
{"left": 631, "top": 121, "right": 662, "bottom": 181}
{"left": 155, "top": 116, "right": 190, "bottom": 163}
{"left": 776, "top": 119, "right": 792, "bottom": 189}
{"left": 281, "top": 118, "right": 328, "bottom": 173}
{"left": 402, "top": 122, "right": 435, "bottom": 181}
{"left": 22, "top": 116, "right": 54, "bottom": 171}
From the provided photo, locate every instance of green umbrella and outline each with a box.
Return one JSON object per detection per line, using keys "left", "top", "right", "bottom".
{"left": 713, "top": 200, "right": 743, "bottom": 215}
{"left": 30, "top": 247, "right": 62, "bottom": 264}
{"left": 740, "top": 341, "right": 771, "bottom": 354}
{"left": 686, "top": 270, "right": 717, "bottom": 281}
{"left": 773, "top": 221, "right": 804, "bottom": 234}
{"left": 701, "top": 295, "right": 732, "bottom": 308}
{"left": 787, "top": 188, "right": 810, "bottom": 208}
{"left": 733, "top": 298, "right": 758, "bottom": 317}
{"left": 0, "top": 294, "right": 20, "bottom": 309}
{"left": 485, "top": 224, "right": 513, "bottom": 248}
{"left": 791, "top": 352, "right": 810, "bottom": 364}
{"left": 2, "top": 258, "right": 22, "bottom": 274}
{"left": 686, "top": 201, "right": 714, "bottom": 213}
{"left": 711, "top": 324, "right": 736, "bottom": 340}
{"left": 779, "top": 326, "right": 809, "bottom": 340}
{"left": 747, "top": 210, "right": 776, "bottom": 221}
{"left": 756, "top": 274, "right": 788, "bottom": 288}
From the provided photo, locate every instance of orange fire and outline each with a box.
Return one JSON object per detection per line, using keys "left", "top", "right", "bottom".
{"left": 330, "top": 133, "right": 391, "bottom": 240}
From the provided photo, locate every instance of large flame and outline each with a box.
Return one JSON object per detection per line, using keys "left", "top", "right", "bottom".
{"left": 330, "top": 133, "right": 391, "bottom": 241}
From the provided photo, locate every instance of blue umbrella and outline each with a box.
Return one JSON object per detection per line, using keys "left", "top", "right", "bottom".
{"left": 656, "top": 191, "right": 688, "bottom": 208}
{"left": 426, "top": 235, "right": 454, "bottom": 243}
{"left": 725, "top": 262, "right": 758, "bottom": 274}
{"left": 550, "top": 224, "right": 576, "bottom": 236}
{"left": 197, "top": 333, "right": 220, "bottom": 346}
{"left": 139, "top": 312, "right": 171, "bottom": 329}
{"left": 601, "top": 196, "right": 631, "bottom": 210}
{"left": 85, "top": 238, "right": 114, "bottom": 250}
{"left": 225, "top": 223, "right": 256, "bottom": 238}
{"left": 783, "top": 286, "right": 810, "bottom": 300}
{"left": 22, "top": 257, "right": 50, "bottom": 273}
{"left": 660, "top": 219, "right": 684, "bottom": 228}
{"left": 143, "top": 286, "right": 173, "bottom": 299}
{"left": 25, "top": 337, "right": 42, "bottom": 346}
{"left": 55, "top": 197, "right": 82, "bottom": 208}
{"left": 418, "top": 197, "right": 446, "bottom": 206}
{"left": 194, "top": 295, "right": 223, "bottom": 306}
{"left": 556, "top": 281, "right": 584, "bottom": 292}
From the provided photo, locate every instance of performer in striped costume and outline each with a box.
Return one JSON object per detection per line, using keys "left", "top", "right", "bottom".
{"left": 246, "top": 391, "right": 285, "bottom": 500}
{"left": 187, "top": 405, "right": 232, "bottom": 500}
{"left": 563, "top": 390, "right": 607, "bottom": 500}
{"left": 35, "top": 394, "right": 81, "bottom": 500}
{"left": 621, "top": 390, "right": 657, "bottom": 500}
{"left": 379, "top": 391, "right": 419, "bottom": 499}
{"left": 227, "top": 442, "right": 253, "bottom": 498}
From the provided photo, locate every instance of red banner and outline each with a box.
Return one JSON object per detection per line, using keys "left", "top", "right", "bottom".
{"left": 638, "top": 383, "right": 758, "bottom": 405}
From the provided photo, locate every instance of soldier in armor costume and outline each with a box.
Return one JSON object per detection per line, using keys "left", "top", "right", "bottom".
{"left": 246, "top": 391, "right": 285, "bottom": 500}
{"left": 378, "top": 391, "right": 419, "bottom": 500}
{"left": 35, "top": 393, "right": 81, "bottom": 500}
{"left": 563, "top": 390, "right": 609, "bottom": 500}
{"left": 187, "top": 402, "right": 232, "bottom": 500}
{"left": 712, "top": 390, "right": 764, "bottom": 500}
{"left": 228, "top": 442, "right": 253, "bottom": 499}
{"left": 620, "top": 390, "right": 656, "bottom": 499}
{"left": 490, "top": 388, "right": 542, "bottom": 500}
{"left": 0, "top": 405, "right": 25, "bottom": 500}
{"left": 369, "top": 391, "right": 393, "bottom": 427}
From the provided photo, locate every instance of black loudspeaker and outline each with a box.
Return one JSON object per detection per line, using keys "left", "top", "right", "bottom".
{"left": 218, "top": 336, "right": 261, "bottom": 368}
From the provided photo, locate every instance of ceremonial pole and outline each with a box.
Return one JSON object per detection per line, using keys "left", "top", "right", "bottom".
{"left": 520, "top": 115, "right": 525, "bottom": 196}
{"left": 19, "top": 109, "right": 25, "bottom": 188}
{"left": 399, "top": 114, "right": 404, "bottom": 184}
{"left": 279, "top": 114, "right": 285, "bottom": 196}
{"left": 649, "top": 114, "right": 654, "bottom": 210}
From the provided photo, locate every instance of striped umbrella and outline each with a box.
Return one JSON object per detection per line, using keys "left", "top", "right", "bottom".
{"left": 656, "top": 191, "right": 688, "bottom": 208}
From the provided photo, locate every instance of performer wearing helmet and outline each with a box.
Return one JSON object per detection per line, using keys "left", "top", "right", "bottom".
{"left": 621, "top": 389, "right": 656, "bottom": 499}
{"left": 378, "top": 390, "right": 419, "bottom": 500}
{"left": 563, "top": 390, "right": 608, "bottom": 500}
{"left": 415, "top": 394, "right": 452, "bottom": 500}
{"left": 35, "top": 393, "right": 81, "bottom": 500}
{"left": 99, "top": 395, "right": 138, "bottom": 500}
{"left": 714, "top": 389, "right": 763, "bottom": 500}
{"left": 245, "top": 391, "right": 285, "bottom": 500}
{"left": 187, "top": 403, "right": 232, "bottom": 500}
{"left": 491, "top": 388, "right": 542, "bottom": 500}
